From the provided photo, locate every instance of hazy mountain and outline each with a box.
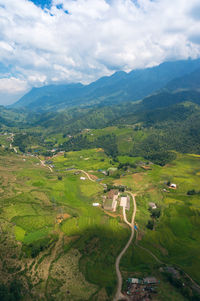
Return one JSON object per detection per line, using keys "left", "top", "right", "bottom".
{"left": 141, "top": 90, "right": 200, "bottom": 111}
{"left": 12, "top": 58, "right": 200, "bottom": 111}
{"left": 165, "top": 67, "right": 200, "bottom": 91}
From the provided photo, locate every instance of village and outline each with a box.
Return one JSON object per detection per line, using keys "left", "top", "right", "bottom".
{"left": 126, "top": 276, "right": 159, "bottom": 300}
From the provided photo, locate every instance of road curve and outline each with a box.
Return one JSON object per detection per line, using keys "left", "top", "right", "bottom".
{"left": 113, "top": 192, "right": 137, "bottom": 301}
{"left": 38, "top": 158, "right": 53, "bottom": 172}
{"left": 79, "top": 170, "right": 96, "bottom": 182}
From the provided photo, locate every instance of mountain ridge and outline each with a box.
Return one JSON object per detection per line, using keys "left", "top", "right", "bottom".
{"left": 12, "top": 58, "right": 200, "bottom": 111}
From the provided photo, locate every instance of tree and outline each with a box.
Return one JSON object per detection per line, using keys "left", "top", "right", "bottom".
{"left": 146, "top": 220, "right": 154, "bottom": 230}
{"left": 151, "top": 208, "right": 161, "bottom": 218}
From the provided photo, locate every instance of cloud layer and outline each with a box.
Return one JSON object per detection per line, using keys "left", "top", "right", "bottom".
{"left": 0, "top": 0, "right": 200, "bottom": 104}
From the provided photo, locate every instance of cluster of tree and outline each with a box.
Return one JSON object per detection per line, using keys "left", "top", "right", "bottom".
{"left": 0, "top": 280, "right": 24, "bottom": 301}
{"left": 60, "top": 133, "right": 118, "bottom": 158}
{"left": 165, "top": 272, "right": 200, "bottom": 301}
{"left": 187, "top": 189, "right": 200, "bottom": 195}
{"left": 118, "top": 162, "right": 137, "bottom": 170}
{"left": 13, "top": 132, "right": 43, "bottom": 153}
{"left": 147, "top": 206, "right": 161, "bottom": 230}
{"left": 146, "top": 220, "right": 154, "bottom": 230}
{"left": 149, "top": 207, "right": 161, "bottom": 218}
{"left": 105, "top": 184, "right": 126, "bottom": 192}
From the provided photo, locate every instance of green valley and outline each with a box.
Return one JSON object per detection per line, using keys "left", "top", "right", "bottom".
{"left": 1, "top": 58, "right": 200, "bottom": 301}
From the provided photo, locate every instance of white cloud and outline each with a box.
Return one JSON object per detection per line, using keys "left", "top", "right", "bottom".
{"left": 0, "top": 77, "right": 29, "bottom": 105}
{"left": 0, "top": 77, "right": 28, "bottom": 93}
{"left": 0, "top": 0, "right": 200, "bottom": 104}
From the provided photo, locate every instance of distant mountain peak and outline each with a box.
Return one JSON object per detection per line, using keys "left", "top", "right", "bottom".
{"left": 12, "top": 57, "right": 200, "bottom": 111}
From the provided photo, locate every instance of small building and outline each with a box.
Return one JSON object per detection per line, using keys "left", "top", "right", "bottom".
{"left": 107, "top": 190, "right": 119, "bottom": 201}
{"left": 80, "top": 176, "right": 86, "bottom": 180}
{"left": 143, "top": 277, "right": 158, "bottom": 285}
{"left": 102, "top": 170, "right": 108, "bottom": 175}
{"left": 149, "top": 202, "right": 157, "bottom": 209}
{"left": 128, "top": 278, "right": 141, "bottom": 284}
{"left": 120, "top": 196, "right": 130, "bottom": 210}
{"left": 170, "top": 183, "right": 177, "bottom": 189}
{"left": 103, "top": 199, "right": 115, "bottom": 211}
{"left": 92, "top": 203, "right": 99, "bottom": 207}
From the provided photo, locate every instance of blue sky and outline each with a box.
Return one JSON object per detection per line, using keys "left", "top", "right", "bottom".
{"left": 0, "top": 0, "right": 200, "bottom": 105}
{"left": 29, "top": 0, "right": 52, "bottom": 9}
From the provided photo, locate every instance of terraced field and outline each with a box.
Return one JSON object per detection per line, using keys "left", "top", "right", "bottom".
{"left": 0, "top": 150, "right": 129, "bottom": 300}
{"left": 119, "top": 153, "right": 200, "bottom": 299}
{"left": 0, "top": 149, "right": 200, "bottom": 300}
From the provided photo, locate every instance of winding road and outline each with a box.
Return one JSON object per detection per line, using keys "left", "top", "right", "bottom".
{"left": 113, "top": 192, "right": 137, "bottom": 301}
{"left": 77, "top": 169, "right": 137, "bottom": 300}
{"left": 38, "top": 158, "right": 53, "bottom": 172}
{"left": 79, "top": 169, "right": 96, "bottom": 182}
{"left": 35, "top": 162, "right": 200, "bottom": 296}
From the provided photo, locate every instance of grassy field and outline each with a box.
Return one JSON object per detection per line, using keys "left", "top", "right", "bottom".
{"left": 118, "top": 153, "right": 200, "bottom": 299}
{"left": 0, "top": 148, "right": 200, "bottom": 300}
{"left": 85, "top": 126, "right": 148, "bottom": 154}
{"left": 0, "top": 150, "right": 129, "bottom": 300}
{"left": 53, "top": 148, "right": 116, "bottom": 171}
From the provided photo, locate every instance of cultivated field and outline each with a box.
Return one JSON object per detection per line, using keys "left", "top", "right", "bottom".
{"left": 0, "top": 150, "right": 200, "bottom": 300}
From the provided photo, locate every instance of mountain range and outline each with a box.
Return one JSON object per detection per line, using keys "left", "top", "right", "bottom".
{"left": 12, "top": 58, "right": 200, "bottom": 111}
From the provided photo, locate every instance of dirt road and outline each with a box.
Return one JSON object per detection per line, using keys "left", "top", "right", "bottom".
{"left": 79, "top": 169, "right": 96, "bottom": 182}
{"left": 113, "top": 192, "right": 137, "bottom": 301}
{"left": 39, "top": 158, "right": 53, "bottom": 172}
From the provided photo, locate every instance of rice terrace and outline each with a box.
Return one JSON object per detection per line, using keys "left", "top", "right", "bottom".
{"left": 1, "top": 1, "right": 200, "bottom": 300}
{"left": 0, "top": 139, "right": 200, "bottom": 300}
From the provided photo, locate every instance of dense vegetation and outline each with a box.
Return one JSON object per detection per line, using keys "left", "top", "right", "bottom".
{"left": 0, "top": 58, "right": 200, "bottom": 300}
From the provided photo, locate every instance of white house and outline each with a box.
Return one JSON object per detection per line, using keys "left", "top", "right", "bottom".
{"left": 129, "top": 278, "right": 140, "bottom": 284}
{"left": 149, "top": 202, "right": 157, "bottom": 209}
{"left": 80, "top": 176, "right": 86, "bottom": 180}
{"left": 170, "top": 183, "right": 177, "bottom": 189}
{"left": 120, "top": 196, "right": 130, "bottom": 210}
{"left": 92, "top": 203, "right": 99, "bottom": 207}
{"left": 120, "top": 197, "right": 127, "bottom": 207}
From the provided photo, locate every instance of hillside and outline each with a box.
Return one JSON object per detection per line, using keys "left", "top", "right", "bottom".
{"left": 165, "top": 67, "right": 200, "bottom": 91}
{"left": 1, "top": 57, "right": 200, "bottom": 301}
{"left": 12, "top": 58, "right": 200, "bottom": 111}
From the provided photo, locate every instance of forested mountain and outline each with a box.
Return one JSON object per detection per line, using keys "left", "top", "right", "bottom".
{"left": 165, "top": 67, "right": 200, "bottom": 91}
{"left": 12, "top": 58, "right": 200, "bottom": 111}
{"left": 2, "top": 57, "right": 200, "bottom": 166}
{"left": 0, "top": 106, "right": 26, "bottom": 129}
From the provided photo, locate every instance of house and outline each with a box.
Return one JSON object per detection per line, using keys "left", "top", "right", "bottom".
{"left": 120, "top": 195, "right": 130, "bottom": 210}
{"left": 143, "top": 277, "right": 159, "bottom": 284}
{"left": 103, "top": 190, "right": 119, "bottom": 211}
{"left": 170, "top": 183, "right": 177, "bottom": 189}
{"left": 107, "top": 190, "right": 119, "bottom": 201}
{"left": 128, "top": 278, "right": 141, "bottom": 284}
{"left": 102, "top": 170, "right": 108, "bottom": 175}
{"left": 149, "top": 202, "right": 157, "bottom": 209}
{"left": 92, "top": 203, "right": 99, "bottom": 207}
{"left": 103, "top": 199, "right": 115, "bottom": 211}
{"left": 80, "top": 176, "right": 86, "bottom": 180}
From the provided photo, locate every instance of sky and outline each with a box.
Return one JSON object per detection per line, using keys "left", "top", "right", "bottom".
{"left": 0, "top": 0, "right": 200, "bottom": 105}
